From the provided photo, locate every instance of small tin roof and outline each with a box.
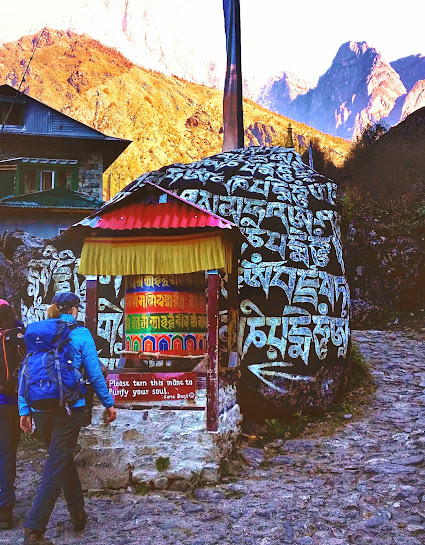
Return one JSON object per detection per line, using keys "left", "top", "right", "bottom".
{"left": 76, "top": 181, "right": 236, "bottom": 231}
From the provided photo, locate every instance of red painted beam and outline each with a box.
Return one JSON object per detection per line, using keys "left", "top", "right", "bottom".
{"left": 206, "top": 270, "right": 219, "bottom": 432}
{"left": 83, "top": 275, "right": 98, "bottom": 426}
{"left": 85, "top": 276, "right": 98, "bottom": 339}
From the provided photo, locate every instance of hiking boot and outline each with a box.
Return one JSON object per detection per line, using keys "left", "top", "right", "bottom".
{"left": 23, "top": 529, "right": 54, "bottom": 545}
{"left": 0, "top": 506, "right": 12, "bottom": 530}
{"left": 70, "top": 508, "right": 87, "bottom": 531}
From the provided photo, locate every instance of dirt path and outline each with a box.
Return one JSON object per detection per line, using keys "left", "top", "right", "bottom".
{"left": 2, "top": 330, "right": 425, "bottom": 545}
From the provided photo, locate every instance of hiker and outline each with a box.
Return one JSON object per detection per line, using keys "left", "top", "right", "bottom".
{"left": 19, "top": 291, "right": 116, "bottom": 545}
{"left": 0, "top": 299, "right": 25, "bottom": 531}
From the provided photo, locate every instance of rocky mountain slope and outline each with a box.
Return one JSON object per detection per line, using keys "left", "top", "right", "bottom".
{"left": 1, "top": 0, "right": 228, "bottom": 92}
{"left": 257, "top": 71, "right": 312, "bottom": 114}
{"left": 401, "top": 80, "right": 425, "bottom": 121}
{"left": 258, "top": 42, "right": 425, "bottom": 141}
{"left": 391, "top": 54, "right": 425, "bottom": 94}
{"left": 0, "top": 29, "right": 350, "bottom": 198}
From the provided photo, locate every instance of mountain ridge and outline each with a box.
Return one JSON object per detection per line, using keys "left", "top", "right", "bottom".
{"left": 0, "top": 28, "right": 350, "bottom": 198}
{"left": 258, "top": 41, "right": 425, "bottom": 140}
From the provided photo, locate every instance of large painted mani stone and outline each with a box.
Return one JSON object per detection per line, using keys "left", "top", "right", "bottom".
{"left": 124, "top": 273, "right": 207, "bottom": 356}
{"left": 109, "top": 146, "right": 351, "bottom": 413}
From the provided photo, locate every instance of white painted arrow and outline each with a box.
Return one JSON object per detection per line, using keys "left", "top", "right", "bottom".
{"left": 248, "top": 362, "right": 315, "bottom": 394}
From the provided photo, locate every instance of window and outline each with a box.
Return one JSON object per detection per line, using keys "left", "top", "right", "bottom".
{"left": 22, "top": 168, "right": 75, "bottom": 193}
{"left": 0, "top": 169, "right": 16, "bottom": 198}
{"left": 57, "top": 170, "right": 72, "bottom": 188}
{"left": 41, "top": 171, "right": 54, "bottom": 190}
{"left": 23, "top": 169, "right": 37, "bottom": 193}
{"left": 0, "top": 103, "right": 24, "bottom": 126}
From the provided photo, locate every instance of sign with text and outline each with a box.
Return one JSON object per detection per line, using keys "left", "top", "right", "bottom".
{"left": 107, "top": 372, "right": 196, "bottom": 402}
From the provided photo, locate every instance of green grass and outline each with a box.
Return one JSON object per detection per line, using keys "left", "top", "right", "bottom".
{"left": 19, "top": 430, "right": 45, "bottom": 451}
{"left": 186, "top": 469, "right": 208, "bottom": 497}
{"left": 348, "top": 344, "right": 372, "bottom": 388}
{"left": 155, "top": 456, "right": 170, "bottom": 472}
{"left": 265, "top": 409, "right": 311, "bottom": 441}
{"left": 134, "top": 483, "right": 149, "bottom": 495}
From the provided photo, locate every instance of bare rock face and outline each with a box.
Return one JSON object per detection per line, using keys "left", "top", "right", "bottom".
{"left": 244, "top": 122, "right": 277, "bottom": 146}
{"left": 257, "top": 71, "right": 313, "bottom": 117}
{"left": 309, "top": 42, "right": 404, "bottom": 139}
{"left": 391, "top": 54, "right": 425, "bottom": 94}
{"left": 0, "top": 229, "right": 45, "bottom": 311}
{"left": 2, "top": 229, "right": 44, "bottom": 260}
{"left": 185, "top": 110, "right": 214, "bottom": 132}
{"left": 346, "top": 220, "right": 425, "bottom": 324}
{"left": 0, "top": 253, "right": 15, "bottom": 307}
{"left": 401, "top": 80, "right": 425, "bottom": 121}
{"left": 259, "top": 41, "right": 409, "bottom": 140}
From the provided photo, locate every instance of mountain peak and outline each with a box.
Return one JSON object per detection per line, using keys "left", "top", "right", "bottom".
{"left": 350, "top": 41, "right": 370, "bottom": 54}
{"left": 335, "top": 40, "right": 378, "bottom": 62}
{"left": 257, "top": 70, "right": 313, "bottom": 115}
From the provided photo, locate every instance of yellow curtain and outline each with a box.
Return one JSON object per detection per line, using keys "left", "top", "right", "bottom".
{"left": 78, "top": 233, "right": 234, "bottom": 276}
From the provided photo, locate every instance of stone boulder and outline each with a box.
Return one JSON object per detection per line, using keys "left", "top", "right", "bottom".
{"left": 1, "top": 229, "right": 44, "bottom": 260}
{"left": 106, "top": 146, "right": 351, "bottom": 415}
{"left": 0, "top": 229, "right": 45, "bottom": 312}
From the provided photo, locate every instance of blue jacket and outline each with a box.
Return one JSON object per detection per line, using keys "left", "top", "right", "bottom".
{"left": 19, "top": 314, "right": 114, "bottom": 416}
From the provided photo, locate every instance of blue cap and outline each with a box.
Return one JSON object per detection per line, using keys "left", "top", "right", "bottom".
{"left": 52, "top": 292, "right": 82, "bottom": 311}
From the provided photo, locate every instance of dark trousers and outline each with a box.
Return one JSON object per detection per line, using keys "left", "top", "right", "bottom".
{"left": 25, "top": 408, "right": 84, "bottom": 533}
{"left": 0, "top": 404, "right": 20, "bottom": 509}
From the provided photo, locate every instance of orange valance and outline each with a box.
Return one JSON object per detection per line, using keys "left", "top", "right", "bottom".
{"left": 78, "top": 233, "right": 233, "bottom": 276}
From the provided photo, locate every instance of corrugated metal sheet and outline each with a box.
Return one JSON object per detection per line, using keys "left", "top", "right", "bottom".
{"left": 96, "top": 201, "right": 233, "bottom": 230}
{"left": 0, "top": 187, "right": 103, "bottom": 210}
{"left": 51, "top": 111, "right": 103, "bottom": 138}
{"left": 25, "top": 100, "right": 51, "bottom": 133}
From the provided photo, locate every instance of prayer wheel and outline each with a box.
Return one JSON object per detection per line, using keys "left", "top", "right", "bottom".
{"left": 124, "top": 273, "right": 207, "bottom": 356}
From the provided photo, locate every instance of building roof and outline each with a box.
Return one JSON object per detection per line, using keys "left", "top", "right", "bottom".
{"left": 0, "top": 157, "right": 78, "bottom": 166}
{"left": 0, "top": 84, "right": 131, "bottom": 170}
{"left": 76, "top": 181, "right": 234, "bottom": 231}
{"left": 0, "top": 186, "right": 104, "bottom": 211}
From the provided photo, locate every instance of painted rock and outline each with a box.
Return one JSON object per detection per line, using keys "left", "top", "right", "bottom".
{"left": 111, "top": 146, "right": 350, "bottom": 414}
{"left": 27, "top": 146, "right": 349, "bottom": 414}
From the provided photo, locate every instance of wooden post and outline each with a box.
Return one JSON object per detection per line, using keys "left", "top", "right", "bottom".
{"left": 206, "top": 270, "right": 219, "bottom": 432}
{"left": 85, "top": 275, "right": 98, "bottom": 339}
{"left": 83, "top": 275, "right": 98, "bottom": 427}
{"left": 227, "top": 252, "right": 239, "bottom": 368}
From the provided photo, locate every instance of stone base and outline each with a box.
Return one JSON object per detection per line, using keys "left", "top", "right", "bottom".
{"left": 76, "top": 404, "right": 241, "bottom": 491}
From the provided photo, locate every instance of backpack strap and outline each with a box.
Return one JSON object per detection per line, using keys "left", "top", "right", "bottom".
{"left": 53, "top": 348, "right": 64, "bottom": 407}
{"left": 18, "top": 353, "right": 30, "bottom": 400}
{"left": 1, "top": 329, "right": 11, "bottom": 381}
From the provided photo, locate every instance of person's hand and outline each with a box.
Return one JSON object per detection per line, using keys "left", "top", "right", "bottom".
{"left": 20, "top": 415, "right": 32, "bottom": 433}
{"left": 104, "top": 406, "right": 116, "bottom": 424}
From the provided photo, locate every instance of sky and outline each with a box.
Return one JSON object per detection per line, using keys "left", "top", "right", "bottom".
{"left": 1, "top": 0, "right": 424, "bottom": 86}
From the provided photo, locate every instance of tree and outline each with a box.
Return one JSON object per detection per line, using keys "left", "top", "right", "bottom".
{"left": 354, "top": 121, "right": 388, "bottom": 150}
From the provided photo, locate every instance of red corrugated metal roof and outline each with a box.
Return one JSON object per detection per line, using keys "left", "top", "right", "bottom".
{"left": 96, "top": 201, "right": 233, "bottom": 230}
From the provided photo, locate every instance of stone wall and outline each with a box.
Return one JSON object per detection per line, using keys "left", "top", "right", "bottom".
{"left": 76, "top": 404, "right": 242, "bottom": 491}
{"left": 77, "top": 152, "right": 103, "bottom": 199}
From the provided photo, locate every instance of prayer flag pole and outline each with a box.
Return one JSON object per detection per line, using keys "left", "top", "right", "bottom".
{"left": 222, "top": 0, "right": 244, "bottom": 151}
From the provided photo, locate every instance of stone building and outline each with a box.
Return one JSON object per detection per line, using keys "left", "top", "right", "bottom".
{"left": 0, "top": 83, "right": 130, "bottom": 237}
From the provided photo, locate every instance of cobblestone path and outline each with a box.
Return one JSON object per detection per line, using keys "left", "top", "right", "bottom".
{"left": 2, "top": 330, "right": 425, "bottom": 545}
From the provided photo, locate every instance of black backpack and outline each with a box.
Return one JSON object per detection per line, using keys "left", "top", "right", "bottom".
{"left": 0, "top": 327, "right": 26, "bottom": 395}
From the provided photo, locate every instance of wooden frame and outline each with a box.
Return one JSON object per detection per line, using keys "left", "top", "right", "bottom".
{"left": 206, "top": 269, "right": 219, "bottom": 432}
{"left": 85, "top": 269, "right": 224, "bottom": 432}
